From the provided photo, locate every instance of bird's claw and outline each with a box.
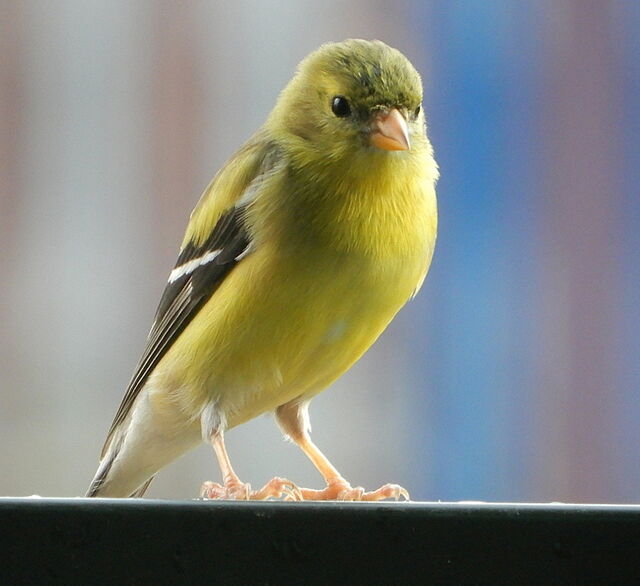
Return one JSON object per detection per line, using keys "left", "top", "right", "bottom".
{"left": 253, "top": 477, "right": 303, "bottom": 501}
{"left": 200, "top": 480, "right": 250, "bottom": 500}
{"left": 360, "top": 483, "right": 410, "bottom": 502}
{"left": 199, "top": 475, "right": 408, "bottom": 502}
{"left": 199, "top": 476, "right": 302, "bottom": 501}
{"left": 298, "top": 478, "right": 410, "bottom": 501}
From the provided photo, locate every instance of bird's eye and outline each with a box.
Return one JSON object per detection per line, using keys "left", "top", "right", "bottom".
{"left": 331, "top": 96, "right": 351, "bottom": 118}
{"left": 414, "top": 105, "right": 421, "bottom": 118}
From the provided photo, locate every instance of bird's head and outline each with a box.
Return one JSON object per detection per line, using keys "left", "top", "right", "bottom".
{"left": 267, "top": 39, "right": 428, "bottom": 165}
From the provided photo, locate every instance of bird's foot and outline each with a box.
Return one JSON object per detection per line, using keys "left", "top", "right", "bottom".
{"left": 200, "top": 476, "right": 302, "bottom": 501}
{"left": 291, "top": 477, "right": 410, "bottom": 501}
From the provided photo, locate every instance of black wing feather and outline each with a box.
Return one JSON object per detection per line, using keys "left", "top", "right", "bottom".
{"left": 102, "top": 205, "right": 250, "bottom": 453}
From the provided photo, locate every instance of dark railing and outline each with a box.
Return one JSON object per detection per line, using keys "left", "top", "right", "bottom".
{"left": 1, "top": 499, "right": 638, "bottom": 584}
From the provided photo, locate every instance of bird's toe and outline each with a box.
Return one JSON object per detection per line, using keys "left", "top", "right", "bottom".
{"left": 199, "top": 476, "right": 301, "bottom": 501}
{"left": 298, "top": 478, "right": 410, "bottom": 501}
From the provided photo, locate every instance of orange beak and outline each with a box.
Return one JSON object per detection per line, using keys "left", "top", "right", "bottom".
{"left": 369, "top": 108, "right": 410, "bottom": 151}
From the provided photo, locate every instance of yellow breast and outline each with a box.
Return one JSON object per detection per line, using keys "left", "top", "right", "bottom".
{"left": 154, "top": 153, "right": 437, "bottom": 428}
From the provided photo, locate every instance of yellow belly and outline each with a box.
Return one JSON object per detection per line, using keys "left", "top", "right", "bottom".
{"left": 154, "top": 238, "right": 429, "bottom": 429}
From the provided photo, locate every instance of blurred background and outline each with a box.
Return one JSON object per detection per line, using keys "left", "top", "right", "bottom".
{"left": 1, "top": 0, "right": 638, "bottom": 502}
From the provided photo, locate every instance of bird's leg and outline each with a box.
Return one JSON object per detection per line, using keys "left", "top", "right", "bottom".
{"left": 200, "top": 430, "right": 301, "bottom": 500}
{"left": 276, "top": 401, "right": 409, "bottom": 501}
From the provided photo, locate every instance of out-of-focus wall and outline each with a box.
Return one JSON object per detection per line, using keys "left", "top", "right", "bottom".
{"left": 1, "top": 1, "right": 638, "bottom": 503}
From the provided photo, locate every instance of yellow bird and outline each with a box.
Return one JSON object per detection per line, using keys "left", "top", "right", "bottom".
{"left": 87, "top": 39, "right": 438, "bottom": 500}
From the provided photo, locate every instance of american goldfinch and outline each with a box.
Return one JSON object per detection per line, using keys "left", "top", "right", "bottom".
{"left": 87, "top": 39, "right": 438, "bottom": 500}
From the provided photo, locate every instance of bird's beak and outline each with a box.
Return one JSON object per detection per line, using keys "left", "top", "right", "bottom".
{"left": 369, "top": 108, "right": 410, "bottom": 151}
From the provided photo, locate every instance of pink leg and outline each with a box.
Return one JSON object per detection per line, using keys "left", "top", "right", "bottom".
{"left": 200, "top": 432, "right": 301, "bottom": 501}
{"left": 275, "top": 402, "right": 409, "bottom": 502}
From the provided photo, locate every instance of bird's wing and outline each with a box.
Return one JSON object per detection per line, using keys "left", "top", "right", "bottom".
{"left": 101, "top": 137, "right": 282, "bottom": 456}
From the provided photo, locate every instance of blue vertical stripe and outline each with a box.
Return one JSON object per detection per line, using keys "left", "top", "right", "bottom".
{"left": 408, "top": 1, "right": 544, "bottom": 500}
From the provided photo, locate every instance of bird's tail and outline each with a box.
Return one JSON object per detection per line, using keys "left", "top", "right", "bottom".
{"left": 85, "top": 439, "right": 156, "bottom": 498}
{"left": 86, "top": 461, "right": 154, "bottom": 497}
{"left": 85, "top": 390, "right": 202, "bottom": 497}
{"left": 85, "top": 433, "right": 156, "bottom": 497}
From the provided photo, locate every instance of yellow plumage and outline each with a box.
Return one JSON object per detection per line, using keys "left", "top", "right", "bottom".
{"left": 88, "top": 39, "right": 438, "bottom": 500}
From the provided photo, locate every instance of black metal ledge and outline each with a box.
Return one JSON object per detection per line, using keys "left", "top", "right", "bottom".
{"left": 1, "top": 499, "right": 639, "bottom": 584}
